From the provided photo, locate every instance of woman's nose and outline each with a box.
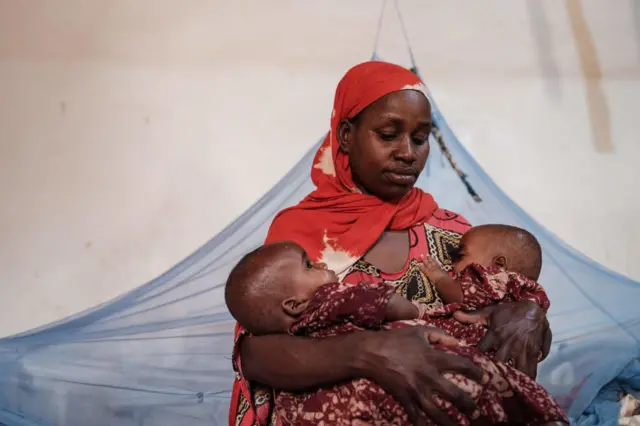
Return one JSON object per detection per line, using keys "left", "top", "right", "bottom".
{"left": 394, "top": 137, "right": 416, "bottom": 162}
{"left": 315, "top": 262, "right": 328, "bottom": 269}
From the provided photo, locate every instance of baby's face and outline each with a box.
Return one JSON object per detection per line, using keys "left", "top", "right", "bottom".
{"left": 452, "top": 231, "right": 494, "bottom": 275}
{"left": 274, "top": 243, "right": 339, "bottom": 300}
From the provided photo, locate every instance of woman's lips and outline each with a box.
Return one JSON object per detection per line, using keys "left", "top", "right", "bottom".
{"left": 384, "top": 171, "right": 417, "bottom": 185}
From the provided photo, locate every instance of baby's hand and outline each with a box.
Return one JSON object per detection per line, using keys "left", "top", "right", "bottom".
{"left": 420, "top": 255, "right": 449, "bottom": 282}
{"left": 423, "top": 327, "right": 460, "bottom": 347}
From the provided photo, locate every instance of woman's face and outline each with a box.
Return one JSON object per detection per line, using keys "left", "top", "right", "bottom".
{"left": 338, "top": 90, "right": 432, "bottom": 201}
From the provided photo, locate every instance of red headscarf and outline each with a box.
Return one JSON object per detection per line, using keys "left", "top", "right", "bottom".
{"left": 265, "top": 61, "right": 439, "bottom": 275}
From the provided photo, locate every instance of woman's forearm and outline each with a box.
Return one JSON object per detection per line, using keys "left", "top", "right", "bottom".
{"left": 240, "top": 332, "right": 372, "bottom": 391}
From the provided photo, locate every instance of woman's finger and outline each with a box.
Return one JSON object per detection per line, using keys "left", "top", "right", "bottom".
{"left": 437, "top": 352, "right": 486, "bottom": 383}
{"left": 476, "top": 330, "right": 500, "bottom": 353}
{"left": 521, "top": 340, "right": 539, "bottom": 379}
{"left": 429, "top": 375, "right": 477, "bottom": 415}
{"left": 394, "top": 389, "right": 420, "bottom": 425}
{"left": 515, "top": 344, "right": 537, "bottom": 378}
{"left": 523, "top": 357, "right": 538, "bottom": 380}
{"left": 541, "top": 323, "right": 553, "bottom": 360}
{"left": 494, "top": 335, "right": 517, "bottom": 363}
{"left": 415, "top": 394, "right": 458, "bottom": 426}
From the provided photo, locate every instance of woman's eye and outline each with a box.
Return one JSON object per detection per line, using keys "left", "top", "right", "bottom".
{"left": 412, "top": 135, "right": 429, "bottom": 145}
{"left": 305, "top": 260, "right": 313, "bottom": 269}
{"left": 378, "top": 132, "right": 397, "bottom": 142}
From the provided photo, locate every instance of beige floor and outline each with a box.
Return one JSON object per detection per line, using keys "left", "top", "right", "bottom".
{"left": 0, "top": 0, "right": 638, "bottom": 338}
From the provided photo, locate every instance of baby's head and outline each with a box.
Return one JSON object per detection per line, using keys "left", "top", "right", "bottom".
{"left": 225, "top": 241, "right": 338, "bottom": 335}
{"left": 453, "top": 224, "right": 542, "bottom": 280}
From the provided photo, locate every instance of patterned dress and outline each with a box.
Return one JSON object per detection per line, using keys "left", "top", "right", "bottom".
{"left": 276, "top": 280, "right": 568, "bottom": 426}
{"left": 339, "top": 210, "right": 469, "bottom": 305}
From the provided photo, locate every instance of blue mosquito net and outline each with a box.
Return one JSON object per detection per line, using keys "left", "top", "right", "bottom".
{"left": 0, "top": 66, "right": 638, "bottom": 426}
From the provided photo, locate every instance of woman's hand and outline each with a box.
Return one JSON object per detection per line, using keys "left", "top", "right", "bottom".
{"left": 358, "top": 326, "right": 485, "bottom": 426}
{"left": 454, "top": 300, "right": 552, "bottom": 379}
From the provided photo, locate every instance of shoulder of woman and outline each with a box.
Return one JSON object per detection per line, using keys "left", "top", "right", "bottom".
{"left": 265, "top": 209, "right": 301, "bottom": 243}
{"left": 264, "top": 206, "right": 323, "bottom": 247}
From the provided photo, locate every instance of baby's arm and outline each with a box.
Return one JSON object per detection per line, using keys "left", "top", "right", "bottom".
{"left": 419, "top": 256, "right": 464, "bottom": 304}
{"left": 433, "top": 263, "right": 551, "bottom": 312}
{"left": 291, "top": 282, "right": 396, "bottom": 335}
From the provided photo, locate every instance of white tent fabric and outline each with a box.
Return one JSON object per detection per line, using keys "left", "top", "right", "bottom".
{"left": 0, "top": 65, "right": 638, "bottom": 426}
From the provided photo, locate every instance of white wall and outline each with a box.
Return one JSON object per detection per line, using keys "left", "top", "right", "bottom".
{"left": 1, "top": 0, "right": 639, "bottom": 337}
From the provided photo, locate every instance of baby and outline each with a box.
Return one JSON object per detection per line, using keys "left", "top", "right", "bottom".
{"left": 225, "top": 225, "right": 567, "bottom": 426}
{"left": 415, "top": 224, "right": 550, "bottom": 350}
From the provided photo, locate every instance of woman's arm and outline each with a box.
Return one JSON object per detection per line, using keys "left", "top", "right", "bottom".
{"left": 240, "top": 328, "right": 485, "bottom": 426}
{"left": 240, "top": 331, "right": 367, "bottom": 390}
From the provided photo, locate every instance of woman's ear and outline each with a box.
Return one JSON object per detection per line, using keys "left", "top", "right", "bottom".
{"left": 282, "top": 297, "right": 310, "bottom": 318}
{"left": 492, "top": 255, "right": 508, "bottom": 270}
{"left": 336, "top": 119, "right": 354, "bottom": 153}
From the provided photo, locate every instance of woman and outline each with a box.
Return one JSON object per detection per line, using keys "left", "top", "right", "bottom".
{"left": 229, "top": 61, "right": 552, "bottom": 426}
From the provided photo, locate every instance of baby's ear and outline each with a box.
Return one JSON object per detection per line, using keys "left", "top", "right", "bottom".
{"left": 282, "top": 297, "right": 310, "bottom": 317}
{"left": 492, "top": 255, "right": 508, "bottom": 269}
